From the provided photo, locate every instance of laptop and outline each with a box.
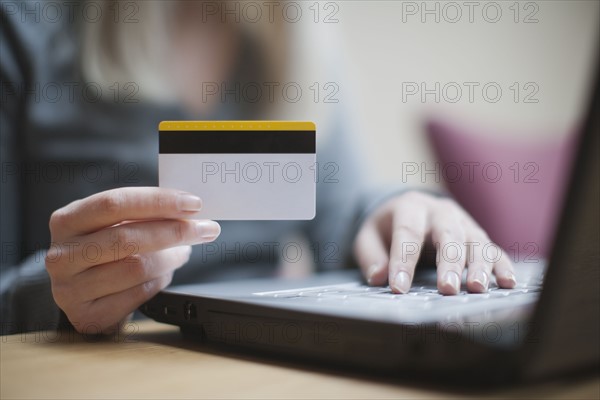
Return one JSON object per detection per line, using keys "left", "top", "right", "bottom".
{"left": 140, "top": 70, "right": 599, "bottom": 384}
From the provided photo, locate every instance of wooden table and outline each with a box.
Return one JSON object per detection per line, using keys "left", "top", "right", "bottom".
{"left": 1, "top": 320, "right": 598, "bottom": 399}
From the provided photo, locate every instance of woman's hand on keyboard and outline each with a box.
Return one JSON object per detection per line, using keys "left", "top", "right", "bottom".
{"left": 44, "top": 187, "right": 221, "bottom": 334}
{"left": 353, "top": 191, "right": 516, "bottom": 295}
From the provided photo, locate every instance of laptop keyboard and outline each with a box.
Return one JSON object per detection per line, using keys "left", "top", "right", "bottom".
{"left": 252, "top": 275, "right": 543, "bottom": 311}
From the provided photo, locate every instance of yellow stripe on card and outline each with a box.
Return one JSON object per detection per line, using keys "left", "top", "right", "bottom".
{"left": 159, "top": 121, "right": 315, "bottom": 131}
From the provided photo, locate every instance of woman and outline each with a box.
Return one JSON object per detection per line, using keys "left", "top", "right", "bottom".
{"left": 0, "top": 1, "right": 516, "bottom": 334}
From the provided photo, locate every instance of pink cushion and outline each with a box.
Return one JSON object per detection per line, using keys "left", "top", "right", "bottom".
{"left": 426, "top": 118, "right": 577, "bottom": 258}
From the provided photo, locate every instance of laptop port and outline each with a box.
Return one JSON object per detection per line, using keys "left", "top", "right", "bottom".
{"left": 163, "top": 306, "right": 177, "bottom": 316}
{"left": 184, "top": 302, "right": 197, "bottom": 320}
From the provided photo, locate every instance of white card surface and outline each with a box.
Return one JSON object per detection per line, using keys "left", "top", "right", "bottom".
{"left": 159, "top": 121, "right": 316, "bottom": 220}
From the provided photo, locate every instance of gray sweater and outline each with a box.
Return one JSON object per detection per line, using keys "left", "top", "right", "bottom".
{"left": 0, "top": 3, "right": 392, "bottom": 334}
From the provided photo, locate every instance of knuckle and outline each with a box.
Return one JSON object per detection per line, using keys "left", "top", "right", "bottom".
{"left": 51, "top": 283, "right": 82, "bottom": 316}
{"left": 48, "top": 209, "right": 64, "bottom": 228}
{"left": 99, "top": 191, "right": 125, "bottom": 216}
{"left": 135, "top": 279, "right": 158, "bottom": 301}
{"left": 172, "top": 221, "right": 188, "bottom": 243}
{"left": 154, "top": 192, "right": 173, "bottom": 212}
{"left": 393, "top": 225, "right": 422, "bottom": 241}
{"left": 126, "top": 255, "right": 153, "bottom": 282}
{"left": 44, "top": 252, "right": 61, "bottom": 274}
{"left": 110, "top": 226, "right": 135, "bottom": 249}
{"left": 48, "top": 208, "right": 70, "bottom": 235}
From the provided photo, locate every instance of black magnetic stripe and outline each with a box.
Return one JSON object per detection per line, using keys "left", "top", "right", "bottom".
{"left": 159, "top": 130, "right": 315, "bottom": 154}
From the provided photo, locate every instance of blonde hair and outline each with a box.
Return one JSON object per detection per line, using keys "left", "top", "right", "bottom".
{"left": 80, "top": 1, "right": 171, "bottom": 102}
{"left": 79, "top": 1, "right": 340, "bottom": 137}
{"left": 80, "top": 1, "right": 287, "bottom": 103}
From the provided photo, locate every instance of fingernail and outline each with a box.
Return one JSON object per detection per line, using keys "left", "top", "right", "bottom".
{"left": 393, "top": 271, "right": 411, "bottom": 294}
{"left": 505, "top": 272, "right": 517, "bottom": 288}
{"left": 178, "top": 194, "right": 203, "bottom": 212}
{"left": 442, "top": 271, "right": 461, "bottom": 294}
{"left": 195, "top": 221, "right": 221, "bottom": 240}
{"left": 473, "top": 270, "right": 489, "bottom": 291}
{"left": 367, "top": 263, "right": 382, "bottom": 284}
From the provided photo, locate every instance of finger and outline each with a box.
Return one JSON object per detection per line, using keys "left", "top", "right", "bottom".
{"left": 73, "top": 246, "right": 192, "bottom": 302}
{"left": 354, "top": 222, "right": 389, "bottom": 286}
{"left": 465, "top": 229, "right": 493, "bottom": 293}
{"left": 48, "top": 219, "right": 220, "bottom": 275}
{"left": 50, "top": 187, "right": 204, "bottom": 237}
{"left": 431, "top": 202, "right": 467, "bottom": 295}
{"left": 77, "top": 274, "right": 174, "bottom": 333}
{"left": 492, "top": 247, "right": 517, "bottom": 288}
{"left": 388, "top": 202, "right": 429, "bottom": 294}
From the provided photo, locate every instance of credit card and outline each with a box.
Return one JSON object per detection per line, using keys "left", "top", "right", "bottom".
{"left": 159, "top": 121, "right": 316, "bottom": 220}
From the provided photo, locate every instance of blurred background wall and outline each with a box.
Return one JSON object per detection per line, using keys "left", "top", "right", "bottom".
{"left": 285, "top": 0, "right": 599, "bottom": 188}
